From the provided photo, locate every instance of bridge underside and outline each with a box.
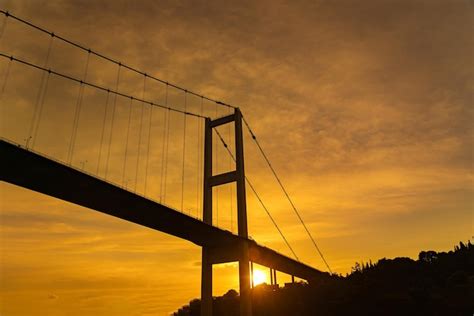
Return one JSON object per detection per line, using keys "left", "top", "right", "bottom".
{"left": 0, "top": 139, "right": 328, "bottom": 282}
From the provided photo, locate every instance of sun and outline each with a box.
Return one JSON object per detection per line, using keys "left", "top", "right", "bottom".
{"left": 252, "top": 269, "right": 267, "bottom": 286}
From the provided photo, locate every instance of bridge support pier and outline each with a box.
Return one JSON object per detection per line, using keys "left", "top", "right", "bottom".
{"left": 201, "top": 247, "right": 213, "bottom": 316}
{"left": 239, "top": 242, "right": 251, "bottom": 316}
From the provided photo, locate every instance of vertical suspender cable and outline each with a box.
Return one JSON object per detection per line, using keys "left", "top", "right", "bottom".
{"left": 162, "top": 84, "right": 171, "bottom": 203}
{"left": 180, "top": 91, "right": 187, "bottom": 212}
{"left": 134, "top": 75, "right": 146, "bottom": 192}
{"left": 196, "top": 97, "right": 203, "bottom": 218}
{"left": 0, "top": 12, "right": 8, "bottom": 49}
{"left": 67, "top": 81, "right": 83, "bottom": 163}
{"left": 144, "top": 88, "right": 154, "bottom": 197}
{"left": 195, "top": 104, "right": 200, "bottom": 217}
{"left": 31, "top": 72, "right": 51, "bottom": 150}
{"left": 159, "top": 84, "right": 168, "bottom": 202}
{"left": 0, "top": 57, "right": 11, "bottom": 102}
{"left": 68, "top": 51, "right": 90, "bottom": 164}
{"left": 215, "top": 102, "right": 219, "bottom": 226}
{"left": 105, "top": 64, "right": 121, "bottom": 179}
{"left": 158, "top": 97, "right": 166, "bottom": 201}
{"left": 28, "top": 35, "right": 54, "bottom": 148}
{"left": 200, "top": 98, "right": 204, "bottom": 219}
{"left": 122, "top": 96, "right": 133, "bottom": 188}
{"left": 97, "top": 90, "right": 110, "bottom": 175}
{"left": 0, "top": 15, "right": 8, "bottom": 105}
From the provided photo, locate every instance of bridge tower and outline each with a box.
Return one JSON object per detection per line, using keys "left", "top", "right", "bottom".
{"left": 201, "top": 108, "right": 252, "bottom": 316}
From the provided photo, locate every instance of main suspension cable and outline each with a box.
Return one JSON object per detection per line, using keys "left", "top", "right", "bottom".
{"left": 214, "top": 128, "right": 299, "bottom": 261}
{"left": 1, "top": 9, "right": 332, "bottom": 271}
{"left": 241, "top": 116, "right": 333, "bottom": 273}
{"left": 0, "top": 10, "right": 235, "bottom": 112}
{"left": 0, "top": 54, "right": 205, "bottom": 119}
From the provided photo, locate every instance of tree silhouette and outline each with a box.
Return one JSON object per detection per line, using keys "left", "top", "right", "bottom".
{"left": 174, "top": 240, "right": 474, "bottom": 316}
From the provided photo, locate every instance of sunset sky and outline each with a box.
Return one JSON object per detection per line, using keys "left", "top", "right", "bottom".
{"left": 1, "top": 0, "right": 473, "bottom": 315}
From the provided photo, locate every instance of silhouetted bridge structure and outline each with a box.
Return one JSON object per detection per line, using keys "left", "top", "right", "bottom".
{"left": 1, "top": 139, "right": 324, "bottom": 282}
{"left": 0, "top": 10, "right": 331, "bottom": 316}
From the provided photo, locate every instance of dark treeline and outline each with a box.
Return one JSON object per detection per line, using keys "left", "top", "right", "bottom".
{"left": 174, "top": 241, "right": 473, "bottom": 315}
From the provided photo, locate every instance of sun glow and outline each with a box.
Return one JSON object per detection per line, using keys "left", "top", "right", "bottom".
{"left": 252, "top": 269, "right": 267, "bottom": 286}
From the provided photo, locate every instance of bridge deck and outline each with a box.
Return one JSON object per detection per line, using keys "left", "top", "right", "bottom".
{"left": 0, "top": 139, "right": 327, "bottom": 281}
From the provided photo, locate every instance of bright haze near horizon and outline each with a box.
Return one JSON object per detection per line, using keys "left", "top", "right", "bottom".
{"left": 0, "top": 0, "right": 472, "bottom": 315}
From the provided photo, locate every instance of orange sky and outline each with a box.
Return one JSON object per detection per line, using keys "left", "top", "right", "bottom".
{"left": 1, "top": 0, "right": 473, "bottom": 315}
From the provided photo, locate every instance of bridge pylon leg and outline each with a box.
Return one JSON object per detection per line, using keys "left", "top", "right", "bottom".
{"left": 239, "top": 242, "right": 251, "bottom": 316}
{"left": 201, "top": 247, "right": 212, "bottom": 316}
{"left": 201, "top": 117, "right": 213, "bottom": 316}
{"left": 235, "top": 108, "right": 252, "bottom": 316}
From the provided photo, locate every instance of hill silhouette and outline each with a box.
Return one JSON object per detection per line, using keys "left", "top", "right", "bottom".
{"left": 174, "top": 241, "right": 473, "bottom": 315}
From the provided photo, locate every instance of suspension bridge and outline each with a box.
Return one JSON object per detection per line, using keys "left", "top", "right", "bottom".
{"left": 0, "top": 10, "right": 332, "bottom": 316}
